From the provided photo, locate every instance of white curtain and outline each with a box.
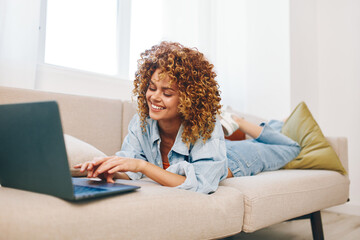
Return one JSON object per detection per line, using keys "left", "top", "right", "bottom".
{"left": 0, "top": 0, "right": 42, "bottom": 89}
{"left": 159, "top": 0, "right": 246, "bottom": 112}
{"left": 160, "top": 0, "right": 290, "bottom": 119}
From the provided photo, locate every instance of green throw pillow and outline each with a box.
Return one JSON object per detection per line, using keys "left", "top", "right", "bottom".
{"left": 281, "top": 102, "right": 347, "bottom": 175}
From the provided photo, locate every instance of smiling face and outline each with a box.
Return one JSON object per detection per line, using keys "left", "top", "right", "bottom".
{"left": 145, "top": 69, "right": 181, "bottom": 125}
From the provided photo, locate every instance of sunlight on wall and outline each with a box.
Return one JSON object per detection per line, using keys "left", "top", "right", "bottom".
{"left": 128, "top": 0, "right": 163, "bottom": 80}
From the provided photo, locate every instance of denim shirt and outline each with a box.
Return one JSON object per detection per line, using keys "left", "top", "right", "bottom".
{"left": 115, "top": 114, "right": 228, "bottom": 194}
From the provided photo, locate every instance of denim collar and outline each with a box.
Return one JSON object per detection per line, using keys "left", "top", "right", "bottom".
{"left": 148, "top": 118, "right": 190, "bottom": 156}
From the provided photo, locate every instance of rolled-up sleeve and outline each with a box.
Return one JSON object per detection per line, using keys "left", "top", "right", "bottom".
{"left": 115, "top": 116, "right": 146, "bottom": 180}
{"left": 167, "top": 134, "right": 228, "bottom": 194}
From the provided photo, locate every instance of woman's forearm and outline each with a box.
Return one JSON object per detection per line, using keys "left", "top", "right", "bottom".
{"left": 141, "top": 162, "right": 186, "bottom": 187}
{"left": 89, "top": 156, "right": 185, "bottom": 186}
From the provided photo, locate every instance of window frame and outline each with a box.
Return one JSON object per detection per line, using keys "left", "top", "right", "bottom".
{"left": 37, "top": 0, "right": 132, "bottom": 79}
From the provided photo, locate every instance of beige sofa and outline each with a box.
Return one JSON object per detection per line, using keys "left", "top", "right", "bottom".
{"left": 0, "top": 86, "right": 350, "bottom": 240}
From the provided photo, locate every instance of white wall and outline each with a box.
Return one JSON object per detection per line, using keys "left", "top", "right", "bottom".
{"left": 289, "top": 0, "right": 319, "bottom": 118}
{"left": 36, "top": 64, "right": 133, "bottom": 100}
{"left": 245, "top": 0, "right": 290, "bottom": 120}
{"left": 290, "top": 0, "right": 360, "bottom": 216}
{"left": 209, "top": 0, "right": 291, "bottom": 121}
{"left": 317, "top": 0, "right": 360, "bottom": 215}
{"left": 212, "top": 0, "right": 248, "bottom": 113}
{"left": 0, "top": 0, "right": 41, "bottom": 88}
{"left": 156, "top": 0, "right": 291, "bottom": 120}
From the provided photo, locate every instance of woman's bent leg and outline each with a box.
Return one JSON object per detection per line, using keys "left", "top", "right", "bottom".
{"left": 232, "top": 116, "right": 263, "bottom": 139}
{"left": 226, "top": 121, "right": 300, "bottom": 177}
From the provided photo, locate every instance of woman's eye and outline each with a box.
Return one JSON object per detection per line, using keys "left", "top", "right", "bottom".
{"left": 163, "top": 92, "right": 172, "bottom": 97}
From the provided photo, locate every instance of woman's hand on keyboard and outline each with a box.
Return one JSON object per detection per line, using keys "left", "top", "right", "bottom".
{"left": 74, "top": 157, "right": 135, "bottom": 182}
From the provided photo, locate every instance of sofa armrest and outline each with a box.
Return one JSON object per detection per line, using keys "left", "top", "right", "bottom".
{"left": 326, "top": 137, "right": 348, "bottom": 173}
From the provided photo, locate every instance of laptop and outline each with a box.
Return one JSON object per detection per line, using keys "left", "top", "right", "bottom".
{"left": 0, "top": 101, "right": 140, "bottom": 201}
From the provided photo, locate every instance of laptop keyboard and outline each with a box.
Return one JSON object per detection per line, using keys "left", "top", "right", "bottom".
{"left": 74, "top": 185, "right": 107, "bottom": 195}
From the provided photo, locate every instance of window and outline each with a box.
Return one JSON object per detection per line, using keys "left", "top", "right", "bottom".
{"left": 43, "top": 0, "right": 163, "bottom": 79}
{"left": 43, "top": 0, "right": 205, "bottom": 79}
{"left": 44, "top": 0, "right": 119, "bottom": 75}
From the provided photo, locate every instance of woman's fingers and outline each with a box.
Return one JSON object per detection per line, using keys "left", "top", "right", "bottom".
{"left": 90, "top": 156, "right": 138, "bottom": 178}
{"left": 93, "top": 157, "right": 124, "bottom": 177}
{"left": 92, "top": 172, "right": 115, "bottom": 183}
{"left": 106, "top": 174, "right": 115, "bottom": 183}
{"left": 107, "top": 165, "right": 127, "bottom": 174}
{"left": 87, "top": 169, "right": 94, "bottom": 178}
{"left": 72, "top": 157, "right": 122, "bottom": 182}
{"left": 73, "top": 156, "right": 113, "bottom": 173}
{"left": 73, "top": 163, "right": 81, "bottom": 168}
{"left": 93, "top": 156, "right": 113, "bottom": 166}
{"left": 73, "top": 162, "right": 93, "bottom": 172}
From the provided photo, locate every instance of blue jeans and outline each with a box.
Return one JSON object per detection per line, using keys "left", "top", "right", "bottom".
{"left": 226, "top": 120, "right": 300, "bottom": 177}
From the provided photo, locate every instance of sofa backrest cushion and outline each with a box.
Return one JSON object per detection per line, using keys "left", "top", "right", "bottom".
{"left": 122, "top": 100, "right": 138, "bottom": 142}
{"left": 0, "top": 86, "right": 123, "bottom": 155}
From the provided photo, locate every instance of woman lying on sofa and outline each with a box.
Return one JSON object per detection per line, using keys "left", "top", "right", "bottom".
{"left": 75, "top": 41, "right": 300, "bottom": 194}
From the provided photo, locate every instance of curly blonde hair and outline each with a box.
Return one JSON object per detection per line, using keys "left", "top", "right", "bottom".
{"left": 133, "top": 41, "right": 221, "bottom": 146}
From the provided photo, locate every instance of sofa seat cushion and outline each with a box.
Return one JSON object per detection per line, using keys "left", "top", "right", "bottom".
{"left": 220, "top": 169, "right": 349, "bottom": 232}
{"left": 0, "top": 179, "right": 244, "bottom": 240}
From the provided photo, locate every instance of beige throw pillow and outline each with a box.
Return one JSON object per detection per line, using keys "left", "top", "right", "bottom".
{"left": 64, "top": 134, "right": 107, "bottom": 177}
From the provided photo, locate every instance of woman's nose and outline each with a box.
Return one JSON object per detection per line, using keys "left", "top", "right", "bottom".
{"left": 151, "top": 90, "right": 161, "bottom": 101}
